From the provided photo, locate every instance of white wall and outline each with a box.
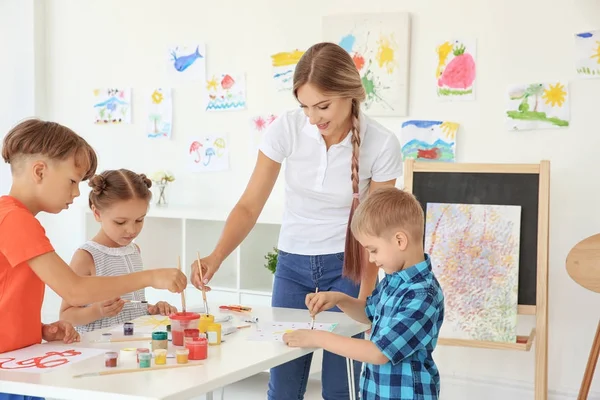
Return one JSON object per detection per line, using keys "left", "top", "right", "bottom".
{"left": 9, "top": 0, "right": 600, "bottom": 398}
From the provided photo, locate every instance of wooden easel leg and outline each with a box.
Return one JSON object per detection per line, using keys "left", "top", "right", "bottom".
{"left": 578, "top": 320, "right": 600, "bottom": 400}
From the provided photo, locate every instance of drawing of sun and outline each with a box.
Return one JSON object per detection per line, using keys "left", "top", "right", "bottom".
{"left": 206, "top": 77, "right": 218, "bottom": 91}
{"left": 542, "top": 83, "right": 567, "bottom": 107}
{"left": 591, "top": 41, "right": 600, "bottom": 64}
{"left": 151, "top": 90, "right": 164, "bottom": 104}
{"left": 440, "top": 121, "right": 459, "bottom": 140}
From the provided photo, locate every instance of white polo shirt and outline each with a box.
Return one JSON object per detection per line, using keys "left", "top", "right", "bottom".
{"left": 259, "top": 107, "right": 403, "bottom": 255}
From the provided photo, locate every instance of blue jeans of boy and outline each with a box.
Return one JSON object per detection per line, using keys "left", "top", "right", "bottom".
{"left": 267, "top": 250, "right": 363, "bottom": 400}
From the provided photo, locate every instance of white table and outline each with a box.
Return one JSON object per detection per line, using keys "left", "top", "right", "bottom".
{"left": 0, "top": 306, "right": 369, "bottom": 400}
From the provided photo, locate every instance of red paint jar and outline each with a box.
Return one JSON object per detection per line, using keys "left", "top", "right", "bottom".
{"left": 184, "top": 328, "right": 200, "bottom": 344}
{"left": 170, "top": 312, "right": 200, "bottom": 346}
{"left": 185, "top": 337, "right": 208, "bottom": 360}
{"left": 104, "top": 352, "right": 118, "bottom": 368}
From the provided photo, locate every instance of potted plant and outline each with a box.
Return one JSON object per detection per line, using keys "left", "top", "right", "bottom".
{"left": 264, "top": 247, "right": 278, "bottom": 275}
{"left": 150, "top": 170, "right": 175, "bottom": 206}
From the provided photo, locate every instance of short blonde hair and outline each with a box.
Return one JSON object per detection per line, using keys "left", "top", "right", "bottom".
{"left": 351, "top": 187, "right": 425, "bottom": 242}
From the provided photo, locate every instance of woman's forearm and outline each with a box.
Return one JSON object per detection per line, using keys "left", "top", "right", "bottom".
{"left": 60, "top": 304, "right": 100, "bottom": 326}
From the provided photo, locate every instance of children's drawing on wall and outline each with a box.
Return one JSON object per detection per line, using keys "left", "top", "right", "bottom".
{"left": 436, "top": 39, "right": 477, "bottom": 100}
{"left": 271, "top": 50, "right": 304, "bottom": 91}
{"left": 247, "top": 322, "right": 338, "bottom": 342}
{"left": 400, "top": 120, "right": 458, "bottom": 162}
{"left": 506, "top": 82, "right": 570, "bottom": 130}
{"left": 424, "top": 203, "right": 521, "bottom": 343}
{"left": 574, "top": 30, "right": 600, "bottom": 77}
{"left": 93, "top": 88, "right": 131, "bottom": 124}
{"left": 205, "top": 74, "right": 247, "bottom": 111}
{"left": 167, "top": 44, "right": 206, "bottom": 82}
{"left": 147, "top": 88, "right": 172, "bottom": 139}
{"left": 187, "top": 135, "right": 229, "bottom": 172}
{"left": 0, "top": 344, "right": 105, "bottom": 374}
{"left": 250, "top": 114, "right": 277, "bottom": 155}
{"left": 323, "top": 12, "right": 411, "bottom": 116}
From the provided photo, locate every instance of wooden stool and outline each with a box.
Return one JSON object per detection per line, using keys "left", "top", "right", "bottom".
{"left": 566, "top": 233, "right": 600, "bottom": 400}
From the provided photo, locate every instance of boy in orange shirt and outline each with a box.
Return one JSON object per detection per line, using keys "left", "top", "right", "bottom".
{"left": 0, "top": 119, "right": 188, "bottom": 400}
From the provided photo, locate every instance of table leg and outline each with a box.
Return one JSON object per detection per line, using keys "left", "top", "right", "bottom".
{"left": 346, "top": 357, "right": 356, "bottom": 400}
{"left": 206, "top": 390, "right": 213, "bottom": 400}
{"left": 578, "top": 320, "right": 600, "bottom": 400}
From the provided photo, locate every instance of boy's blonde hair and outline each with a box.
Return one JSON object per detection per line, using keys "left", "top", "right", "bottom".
{"left": 351, "top": 187, "right": 425, "bottom": 242}
{"left": 2, "top": 118, "right": 97, "bottom": 180}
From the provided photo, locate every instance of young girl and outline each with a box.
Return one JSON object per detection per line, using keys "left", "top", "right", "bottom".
{"left": 59, "top": 169, "right": 178, "bottom": 332}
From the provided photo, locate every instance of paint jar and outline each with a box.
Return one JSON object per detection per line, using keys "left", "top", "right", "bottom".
{"left": 185, "top": 337, "right": 208, "bottom": 360}
{"left": 136, "top": 348, "right": 150, "bottom": 363}
{"left": 123, "top": 322, "right": 134, "bottom": 336}
{"left": 206, "top": 323, "right": 221, "bottom": 346}
{"left": 169, "top": 312, "right": 200, "bottom": 346}
{"left": 176, "top": 348, "right": 189, "bottom": 364}
{"left": 138, "top": 352, "right": 151, "bottom": 368}
{"left": 198, "top": 314, "right": 215, "bottom": 333}
{"left": 153, "top": 349, "right": 167, "bottom": 365}
{"left": 104, "top": 352, "right": 118, "bottom": 368}
{"left": 183, "top": 328, "right": 200, "bottom": 344}
{"left": 119, "top": 348, "right": 137, "bottom": 363}
{"left": 151, "top": 331, "right": 168, "bottom": 351}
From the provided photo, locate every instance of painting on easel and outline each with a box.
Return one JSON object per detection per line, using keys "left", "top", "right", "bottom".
{"left": 424, "top": 203, "right": 521, "bottom": 342}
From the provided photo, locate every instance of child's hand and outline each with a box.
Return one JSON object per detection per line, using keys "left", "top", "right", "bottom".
{"left": 283, "top": 329, "right": 322, "bottom": 348}
{"left": 95, "top": 298, "right": 125, "bottom": 318}
{"left": 42, "top": 321, "right": 80, "bottom": 344}
{"left": 150, "top": 269, "right": 188, "bottom": 293}
{"left": 306, "top": 291, "right": 341, "bottom": 316}
{"left": 148, "top": 301, "right": 178, "bottom": 316}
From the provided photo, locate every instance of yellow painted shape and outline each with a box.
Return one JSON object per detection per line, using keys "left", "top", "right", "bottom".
{"left": 271, "top": 50, "right": 305, "bottom": 67}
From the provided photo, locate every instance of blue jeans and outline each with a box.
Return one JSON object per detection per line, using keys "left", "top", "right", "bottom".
{"left": 267, "top": 250, "right": 363, "bottom": 400}
{"left": 0, "top": 394, "right": 43, "bottom": 400}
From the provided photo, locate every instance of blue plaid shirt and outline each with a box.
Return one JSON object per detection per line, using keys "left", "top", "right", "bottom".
{"left": 361, "top": 254, "right": 444, "bottom": 400}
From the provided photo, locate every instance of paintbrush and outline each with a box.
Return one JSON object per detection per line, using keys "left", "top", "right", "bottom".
{"left": 196, "top": 251, "right": 210, "bottom": 315}
{"left": 310, "top": 287, "right": 319, "bottom": 330}
{"left": 73, "top": 362, "right": 202, "bottom": 378}
{"left": 178, "top": 256, "right": 186, "bottom": 312}
{"left": 90, "top": 336, "right": 151, "bottom": 343}
{"left": 122, "top": 300, "right": 148, "bottom": 304}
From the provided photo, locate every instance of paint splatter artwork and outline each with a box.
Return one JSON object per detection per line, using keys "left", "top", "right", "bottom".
{"left": 436, "top": 39, "right": 477, "bottom": 100}
{"left": 93, "top": 88, "right": 131, "bottom": 124}
{"left": 506, "top": 82, "right": 570, "bottom": 131}
{"left": 271, "top": 50, "right": 304, "bottom": 91}
{"left": 0, "top": 344, "right": 105, "bottom": 373}
{"left": 205, "top": 73, "right": 247, "bottom": 111}
{"left": 323, "top": 12, "right": 411, "bottom": 116}
{"left": 247, "top": 322, "right": 338, "bottom": 342}
{"left": 167, "top": 44, "right": 206, "bottom": 82}
{"left": 147, "top": 88, "right": 172, "bottom": 139}
{"left": 574, "top": 30, "right": 600, "bottom": 78}
{"left": 424, "top": 203, "right": 521, "bottom": 343}
{"left": 400, "top": 120, "right": 459, "bottom": 162}
{"left": 250, "top": 113, "right": 277, "bottom": 155}
{"left": 187, "top": 135, "right": 229, "bottom": 172}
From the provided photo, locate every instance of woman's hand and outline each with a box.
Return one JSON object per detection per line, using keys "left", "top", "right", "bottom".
{"left": 305, "top": 291, "right": 342, "bottom": 316}
{"left": 191, "top": 253, "right": 221, "bottom": 291}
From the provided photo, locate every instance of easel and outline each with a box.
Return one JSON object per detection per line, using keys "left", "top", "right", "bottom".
{"left": 403, "top": 159, "right": 550, "bottom": 400}
{"left": 566, "top": 234, "right": 600, "bottom": 399}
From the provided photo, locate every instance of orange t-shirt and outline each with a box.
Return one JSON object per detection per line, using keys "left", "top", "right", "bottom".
{"left": 0, "top": 196, "right": 54, "bottom": 353}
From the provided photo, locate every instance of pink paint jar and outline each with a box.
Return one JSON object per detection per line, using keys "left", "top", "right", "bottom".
{"left": 169, "top": 312, "right": 200, "bottom": 346}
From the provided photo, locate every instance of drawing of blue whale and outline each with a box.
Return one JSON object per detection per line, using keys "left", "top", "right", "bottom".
{"left": 171, "top": 45, "right": 203, "bottom": 72}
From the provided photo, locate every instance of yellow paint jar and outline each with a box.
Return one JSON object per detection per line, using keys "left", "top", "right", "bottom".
{"left": 153, "top": 349, "right": 167, "bottom": 365}
{"left": 198, "top": 314, "right": 214, "bottom": 333}
{"left": 176, "top": 348, "right": 189, "bottom": 364}
{"left": 206, "top": 323, "right": 221, "bottom": 346}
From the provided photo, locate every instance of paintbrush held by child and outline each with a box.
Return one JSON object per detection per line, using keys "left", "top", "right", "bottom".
{"left": 59, "top": 169, "right": 179, "bottom": 333}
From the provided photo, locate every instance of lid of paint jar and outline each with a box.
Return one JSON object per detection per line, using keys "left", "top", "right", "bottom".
{"left": 169, "top": 312, "right": 200, "bottom": 321}
{"left": 124, "top": 322, "right": 134, "bottom": 326}
{"left": 153, "top": 349, "right": 167, "bottom": 355}
{"left": 176, "top": 348, "right": 190, "bottom": 355}
{"left": 207, "top": 323, "right": 221, "bottom": 330}
{"left": 104, "top": 351, "right": 118, "bottom": 359}
{"left": 136, "top": 348, "right": 150, "bottom": 353}
{"left": 138, "top": 352, "right": 152, "bottom": 360}
{"left": 184, "top": 328, "right": 200, "bottom": 336}
{"left": 152, "top": 331, "right": 168, "bottom": 340}
{"left": 166, "top": 324, "right": 171, "bottom": 332}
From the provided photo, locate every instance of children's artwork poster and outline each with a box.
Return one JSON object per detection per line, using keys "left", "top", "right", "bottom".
{"left": 400, "top": 120, "right": 459, "bottom": 162}
{"left": 506, "top": 82, "right": 570, "bottom": 131}
{"left": 187, "top": 135, "right": 229, "bottom": 172}
{"left": 435, "top": 39, "right": 477, "bottom": 101}
{"left": 250, "top": 114, "right": 278, "bottom": 155}
{"left": 574, "top": 30, "right": 600, "bottom": 78}
{"left": 147, "top": 88, "right": 172, "bottom": 139}
{"left": 424, "top": 203, "right": 521, "bottom": 343}
{"left": 247, "top": 322, "right": 338, "bottom": 342}
{"left": 0, "top": 344, "right": 105, "bottom": 374}
{"left": 271, "top": 50, "right": 304, "bottom": 91}
{"left": 93, "top": 88, "right": 132, "bottom": 124}
{"left": 109, "top": 315, "right": 170, "bottom": 334}
{"left": 167, "top": 44, "right": 206, "bottom": 82}
{"left": 322, "top": 12, "right": 411, "bottom": 117}
{"left": 205, "top": 74, "right": 247, "bottom": 111}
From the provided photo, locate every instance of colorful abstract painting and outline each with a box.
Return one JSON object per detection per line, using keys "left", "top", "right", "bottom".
{"left": 167, "top": 44, "right": 206, "bottom": 82}
{"left": 93, "top": 88, "right": 131, "bottom": 124}
{"left": 436, "top": 39, "right": 477, "bottom": 100}
{"left": 0, "top": 344, "right": 105, "bottom": 373}
{"left": 147, "top": 88, "right": 172, "bottom": 139}
{"left": 187, "top": 135, "right": 229, "bottom": 172}
{"left": 506, "top": 82, "right": 570, "bottom": 131}
{"left": 323, "top": 12, "right": 411, "bottom": 116}
{"left": 205, "top": 73, "right": 247, "bottom": 111}
{"left": 400, "top": 120, "right": 459, "bottom": 162}
{"left": 424, "top": 203, "right": 521, "bottom": 343}
{"left": 271, "top": 50, "right": 304, "bottom": 91}
{"left": 574, "top": 30, "right": 600, "bottom": 77}
{"left": 250, "top": 113, "right": 277, "bottom": 155}
{"left": 247, "top": 322, "right": 337, "bottom": 342}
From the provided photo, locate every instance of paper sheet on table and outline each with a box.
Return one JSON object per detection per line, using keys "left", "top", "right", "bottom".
{"left": 247, "top": 322, "right": 338, "bottom": 342}
{"left": 0, "top": 344, "right": 106, "bottom": 374}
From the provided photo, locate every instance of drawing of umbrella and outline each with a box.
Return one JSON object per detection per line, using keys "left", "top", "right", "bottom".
{"left": 203, "top": 147, "right": 216, "bottom": 166}
{"left": 213, "top": 138, "right": 226, "bottom": 156}
{"left": 189, "top": 141, "right": 203, "bottom": 163}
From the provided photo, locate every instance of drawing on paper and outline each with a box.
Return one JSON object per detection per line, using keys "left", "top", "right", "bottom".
{"left": 247, "top": 322, "right": 338, "bottom": 342}
{"left": 0, "top": 344, "right": 105, "bottom": 373}
{"left": 147, "top": 88, "right": 172, "bottom": 138}
{"left": 205, "top": 74, "right": 247, "bottom": 111}
{"left": 167, "top": 44, "right": 206, "bottom": 81}
{"left": 271, "top": 50, "right": 304, "bottom": 91}
{"left": 109, "top": 315, "right": 169, "bottom": 334}
{"left": 250, "top": 114, "right": 277, "bottom": 154}
{"left": 400, "top": 120, "right": 459, "bottom": 162}
{"left": 323, "top": 12, "right": 411, "bottom": 116}
{"left": 506, "top": 82, "right": 570, "bottom": 130}
{"left": 187, "top": 135, "right": 229, "bottom": 172}
{"left": 574, "top": 30, "right": 600, "bottom": 77}
{"left": 424, "top": 203, "right": 521, "bottom": 342}
{"left": 436, "top": 40, "right": 476, "bottom": 100}
{"left": 93, "top": 88, "right": 131, "bottom": 124}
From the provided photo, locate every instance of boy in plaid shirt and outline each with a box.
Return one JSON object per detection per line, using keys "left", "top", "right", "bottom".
{"left": 284, "top": 187, "right": 444, "bottom": 399}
